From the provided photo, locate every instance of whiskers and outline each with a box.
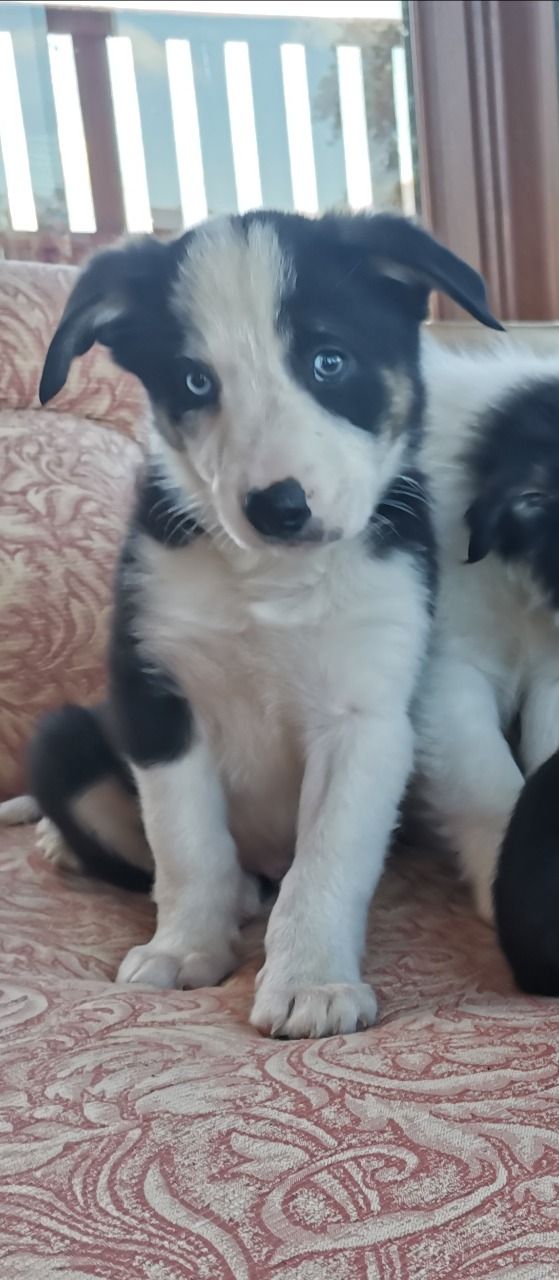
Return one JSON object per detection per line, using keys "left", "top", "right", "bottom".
{"left": 146, "top": 483, "right": 207, "bottom": 547}
{"left": 372, "top": 511, "right": 398, "bottom": 540}
{"left": 151, "top": 483, "right": 240, "bottom": 556}
{"left": 378, "top": 473, "right": 429, "bottom": 524}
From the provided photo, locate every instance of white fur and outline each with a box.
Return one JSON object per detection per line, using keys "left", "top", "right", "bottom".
{"left": 0, "top": 795, "right": 40, "bottom": 825}
{"left": 119, "top": 530, "right": 429, "bottom": 1035}
{"left": 36, "top": 816, "right": 79, "bottom": 870}
{"left": 418, "top": 338, "right": 559, "bottom": 921}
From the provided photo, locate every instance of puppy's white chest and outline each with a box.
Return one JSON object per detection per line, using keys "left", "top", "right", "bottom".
{"left": 138, "top": 538, "right": 321, "bottom": 866}
{"left": 136, "top": 535, "right": 427, "bottom": 871}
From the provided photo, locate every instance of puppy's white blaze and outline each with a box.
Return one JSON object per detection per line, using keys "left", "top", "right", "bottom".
{"left": 174, "top": 218, "right": 291, "bottom": 359}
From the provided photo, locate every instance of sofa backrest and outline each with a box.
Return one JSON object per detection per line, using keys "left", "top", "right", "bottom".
{"left": 0, "top": 258, "right": 146, "bottom": 436}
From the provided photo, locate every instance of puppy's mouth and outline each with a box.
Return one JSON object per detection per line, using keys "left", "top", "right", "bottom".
{"left": 211, "top": 482, "right": 344, "bottom": 553}
{"left": 254, "top": 517, "right": 336, "bottom": 547}
{"left": 225, "top": 521, "right": 343, "bottom": 554}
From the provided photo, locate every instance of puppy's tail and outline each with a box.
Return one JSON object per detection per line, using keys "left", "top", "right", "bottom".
{"left": 27, "top": 704, "right": 153, "bottom": 893}
{"left": 494, "top": 748, "right": 559, "bottom": 995}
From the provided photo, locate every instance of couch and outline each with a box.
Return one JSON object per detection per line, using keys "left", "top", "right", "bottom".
{"left": 1, "top": 261, "right": 559, "bottom": 1279}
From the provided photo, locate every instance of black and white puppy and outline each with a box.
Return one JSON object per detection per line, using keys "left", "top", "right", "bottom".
{"left": 30, "top": 212, "right": 498, "bottom": 1038}
{"left": 418, "top": 341, "right": 559, "bottom": 932}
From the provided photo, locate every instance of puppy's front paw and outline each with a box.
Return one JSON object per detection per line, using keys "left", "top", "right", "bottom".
{"left": 250, "top": 977, "right": 378, "bottom": 1039}
{"left": 117, "top": 938, "right": 236, "bottom": 989}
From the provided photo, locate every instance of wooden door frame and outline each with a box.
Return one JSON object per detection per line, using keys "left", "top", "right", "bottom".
{"left": 409, "top": 0, "right": 559, "bottom": 321}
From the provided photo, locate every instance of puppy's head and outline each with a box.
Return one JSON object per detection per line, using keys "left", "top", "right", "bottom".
{"left": 466, "top": 377, "right": 559, "bottom": 607}
{"left": 40, "top": 212, "right": 500, "bottom": 550}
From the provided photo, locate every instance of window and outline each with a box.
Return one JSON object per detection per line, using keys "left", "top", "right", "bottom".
{"left": 1, "top": 0, "right": 558, "bottom": 321}
{"left": 0, "top": 1, "right": 418, "bottom": 257}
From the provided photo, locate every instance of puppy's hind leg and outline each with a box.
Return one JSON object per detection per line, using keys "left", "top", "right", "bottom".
{"left": 28, "top": 704, "right": 153, "bottom": 891}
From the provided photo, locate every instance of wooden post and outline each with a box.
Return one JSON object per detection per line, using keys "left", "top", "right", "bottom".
{"left": 46, "top": 6, "right": 125, "bottom": 239}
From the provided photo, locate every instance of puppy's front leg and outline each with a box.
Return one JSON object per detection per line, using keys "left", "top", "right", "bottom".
{"left": 520, "top": 677, "right": 559, "bottom": 775}
{"left": 118, "top": 737, "right": 252, "bottom": 989}
{"left": 251, "top": 710, "right": 413, "bottom": 1038}
{"left": 419, "top": 660, "right": 524, "bottom": 924}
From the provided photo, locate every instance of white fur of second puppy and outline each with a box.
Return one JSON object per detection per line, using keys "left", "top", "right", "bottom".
{"left": 418, "top": 336, "right": 559, "bottom": 921}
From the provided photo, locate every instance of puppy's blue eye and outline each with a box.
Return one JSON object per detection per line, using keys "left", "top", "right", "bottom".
{"left": 313, "top": 350, "right": 346, "bottom": 382}
{"left": 186, "top": 367, "right": 213, "bottom": 398}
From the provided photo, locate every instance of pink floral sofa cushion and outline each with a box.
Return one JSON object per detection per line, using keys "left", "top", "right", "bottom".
{"left": 0, "top": 259, "right": 144, "bottom": 433}
{"left": 0, "top": 408, "right": 140, "bottom": 798}
{"left": 1, "top": 831, "right": 559, "bottom": 1278}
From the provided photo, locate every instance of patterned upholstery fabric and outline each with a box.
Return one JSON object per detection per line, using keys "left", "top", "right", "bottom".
{"left": 0, "top": 409, "right": 140, "bottom": 798}
{"left": 1, "top": 261, "right": 558, "bottom": 1278}
{"left": 1, "top": 833, "right": 558, "bottom": 1278}
{"left": 0, "top": 261, "right": 145, "bottom": 799}
{"left": 0, "top": 259, "right": 145, "bottom": 430}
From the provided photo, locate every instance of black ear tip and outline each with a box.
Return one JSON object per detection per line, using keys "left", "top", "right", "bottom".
{"left": 38, "top": 362, "right": 61, "bottom": 406}
{"left": 466, "top": 544, "right": 485, "bottom": 564}
{"left": 469, "top": 283, "right": 505, "bottom": 331}
{"left": 466, "top": 301, "right": 505, "bottom": 332}
{"left": 38, "top": 376, "right": 51, "bottom": 406}
{"left": 38, "top": 333, "right": 72, "bottom": 405}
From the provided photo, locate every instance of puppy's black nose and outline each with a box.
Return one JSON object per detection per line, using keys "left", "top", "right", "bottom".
{"left": 244, "top": 478, "right": 311, "bottom": 540}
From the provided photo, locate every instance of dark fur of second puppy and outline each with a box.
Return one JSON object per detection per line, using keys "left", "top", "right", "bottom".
{"left": 495, "top": 750, "right": 559, "bottom": 996}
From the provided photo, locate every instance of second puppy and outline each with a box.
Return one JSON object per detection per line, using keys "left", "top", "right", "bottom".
{"left": 418, "top": 338, "right": 559, "bottom": 924}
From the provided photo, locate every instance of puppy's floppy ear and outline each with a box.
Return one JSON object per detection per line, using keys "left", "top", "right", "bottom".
{"left": 465, "top": 491, "right": 504, "bottom": 563}
{"left": 39, "top": 237, "right": 175, "bottom": 405}
{"left": 334, "top": 213, "right": 504, "bottom": 330}
{"left": 466, "top": 487, "right": 547, "bottom": 564}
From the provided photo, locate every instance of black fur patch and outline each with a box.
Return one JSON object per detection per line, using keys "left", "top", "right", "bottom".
{"left": 39, "top": 235, "right": 185, "bottom": 412}
{"left": 28, "top": 703, "right": 152, "bottom": 893}
{"left": 109, "top": 540, "right": 194, "bottom": 768}
{"left": 274, "top": 220, "right": 423, "bottom": 437}
{"left": 133, "top": 463, "right": 203, "bottom": 547}
{"left": 369, "top": 469, "right": 437, "bottom": 602}
{"left": 464, "top": 377, "right": 559, "bottom": 607}
{"left": 495, "top": 749, "right": 559, "bottom": 995}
